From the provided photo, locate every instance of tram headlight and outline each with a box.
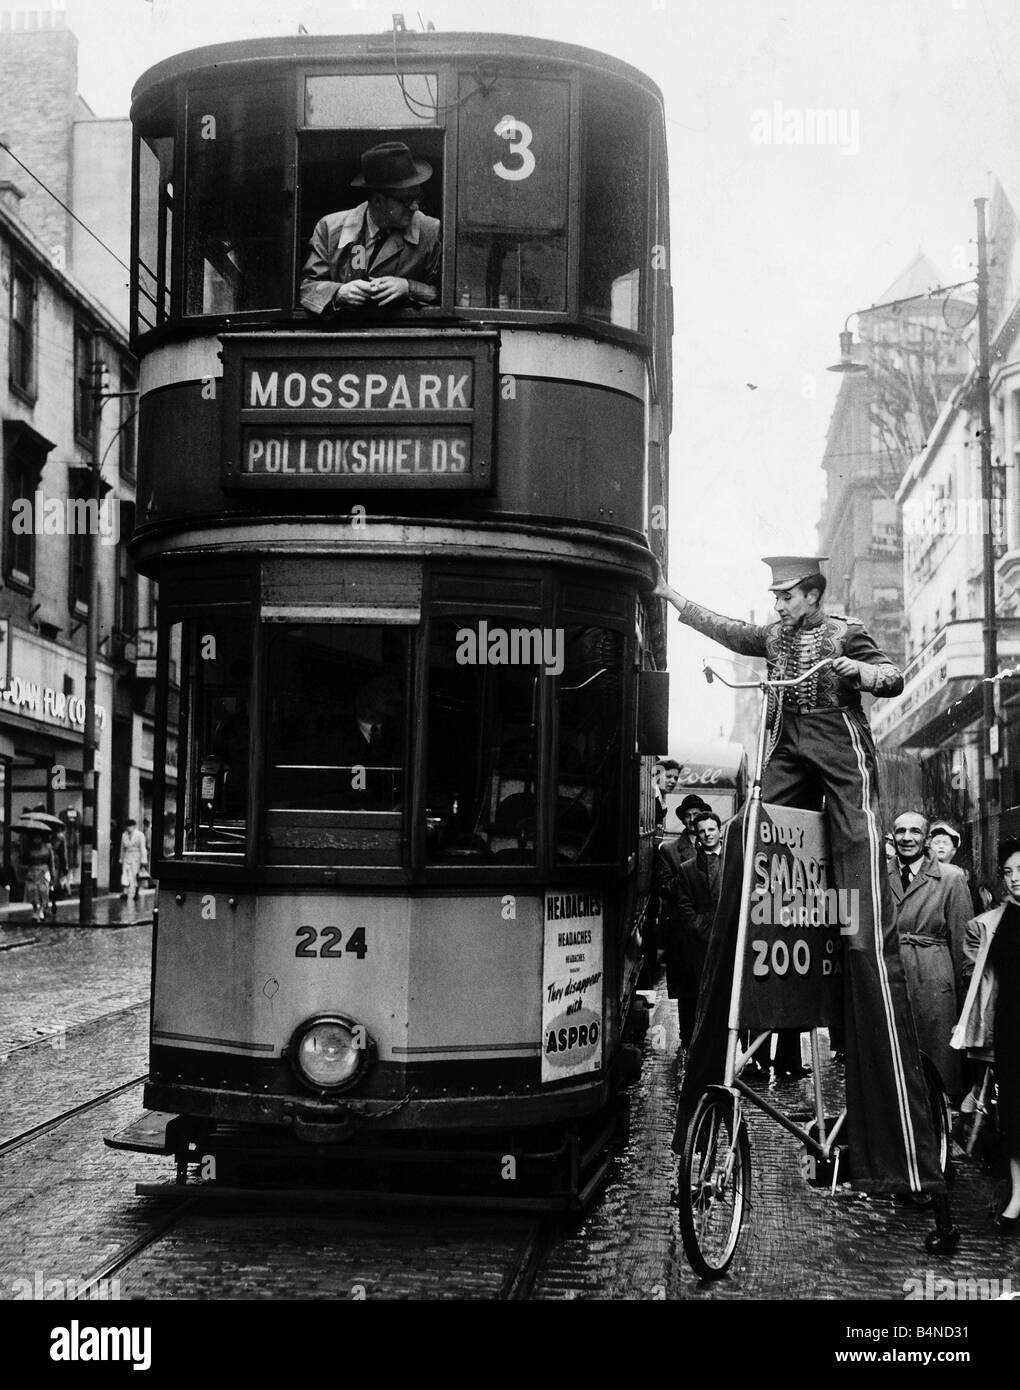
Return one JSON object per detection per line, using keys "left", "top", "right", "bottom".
{"left": 290, "top": 1015, "right": 368, "bottom": 1093}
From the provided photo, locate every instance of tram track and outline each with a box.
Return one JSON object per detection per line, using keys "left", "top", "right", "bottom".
{"left": 0, "top": 1075, "right": 147, "bottom": 1162}
{"left": 0, "top": 999, "right": 148, "bottom": 1060}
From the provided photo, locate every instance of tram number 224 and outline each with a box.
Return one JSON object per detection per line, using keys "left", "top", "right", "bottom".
{"left": 294, "top": 926, "right": 368, "bottom": 959}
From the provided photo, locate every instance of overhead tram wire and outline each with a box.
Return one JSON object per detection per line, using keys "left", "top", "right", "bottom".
{"left": 0, "top": 139, "right": 131, "bottom": 275}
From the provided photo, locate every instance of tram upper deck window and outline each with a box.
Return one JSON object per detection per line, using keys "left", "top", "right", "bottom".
{"left": 184, "top": 80, "right": 288, "bottom": 316}
{"left": 135, "top": 131, "right": 174, "bottom": 337}
{"left": 455, "top": 77, "right": 568, "bottom": 312}
{"left": 263, "top": 624, "right": 408, "bottom": 865}
{"left": 581, "top": 81, "right": 650, "bottom": 331}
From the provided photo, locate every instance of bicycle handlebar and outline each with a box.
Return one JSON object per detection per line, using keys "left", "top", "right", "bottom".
{"left": 703, "top": 658, "right": 833, "bottom": 691}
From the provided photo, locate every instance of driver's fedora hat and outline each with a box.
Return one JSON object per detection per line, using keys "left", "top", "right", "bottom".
{"left": 352, "top": 141, "right": 433, "bottom": 190}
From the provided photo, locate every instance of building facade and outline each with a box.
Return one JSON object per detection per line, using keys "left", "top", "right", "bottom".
{"left": 0, "top": 9, "right": 155, "bottom": 893}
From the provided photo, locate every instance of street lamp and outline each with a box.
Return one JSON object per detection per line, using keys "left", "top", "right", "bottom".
{"left": 826, "top": 200, "right": 998, "bottom": 864}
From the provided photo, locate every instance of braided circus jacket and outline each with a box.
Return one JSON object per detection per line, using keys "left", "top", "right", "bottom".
{"left": 677, "top": 601, "right": 903, "bottom": 714}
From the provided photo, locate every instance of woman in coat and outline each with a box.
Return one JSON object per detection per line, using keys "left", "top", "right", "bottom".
{"left": 951, "top": 835, "right": 1020, "bottom": 1231}
{"left": 21, "top": 828, "right": 55, "bottom": 923}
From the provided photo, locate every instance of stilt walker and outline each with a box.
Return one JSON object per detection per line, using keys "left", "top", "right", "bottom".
{"left": 657, "top": 556, "right": 958, "bottom": 1251}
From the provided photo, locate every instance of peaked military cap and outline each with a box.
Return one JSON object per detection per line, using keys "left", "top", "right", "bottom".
{"left": 762, "top": 555, "right": 828, "bottom": 592}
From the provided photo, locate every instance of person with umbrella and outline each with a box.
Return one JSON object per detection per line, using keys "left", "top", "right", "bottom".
{"left": 14, "top": 819, "right": 56, "bottom": 922}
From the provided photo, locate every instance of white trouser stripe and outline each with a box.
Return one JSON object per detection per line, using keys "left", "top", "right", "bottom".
{"left": 841, "top": 712, "right": 922, "bottom": 1190}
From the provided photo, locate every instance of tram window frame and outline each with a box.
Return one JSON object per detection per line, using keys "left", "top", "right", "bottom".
{"left": 295, "top": 124, "right": 446, "bottom": 316}
{"left": 419, "top": 570, "right": 632, "bottom": 882}
{"left": 155, "top": 605, "right": 255, "bottom": 868}
{"left": 132, "top": 122, "right": 175, "bottom": 340}
{"left": 183, "top": 77, "right": 291, "bottom": 319}
{"left": 260, "top": 619, "right": 413, "bottom": 867}
{"left": 578, "top": 78, "right": 653, "bottom": 339}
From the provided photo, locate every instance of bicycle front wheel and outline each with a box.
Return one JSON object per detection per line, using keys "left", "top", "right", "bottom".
{"left": 678, "top": 1088, "right": 752, "bottom": 1279}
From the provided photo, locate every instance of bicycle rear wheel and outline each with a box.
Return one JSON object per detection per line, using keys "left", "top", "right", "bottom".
{"left": 920, "top": 1052, "right": 954, "bottom": 1183}
{"left": 677, "top": 1088, "right": 751, "bottom": 1279}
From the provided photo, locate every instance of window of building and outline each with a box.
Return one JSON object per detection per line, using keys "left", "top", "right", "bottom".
{"left": 4, "top": 438, "right": 41, "bottom": 589}
{"left": 135, "top": 129, "right": 174, "bottom": 336}
{"left": 950, "top": 589, "right": 957, "bottom": 622}
{"left": 581, "top": 80, "right": 649, "bottom": 331}
{"left": 9, "top": 265, "right": 36, "bottom": 399}
{"left": 73, "top": 323, "right": 94, "bottom": 444}
{"left": 455, "top": 77, "right": 569, "bottom": 311}
{"left": 116, "top": 502, "right": 137, "bottom": 635}
{"left": 119, "top": 367, "right": 137, "bottom": 479}
{"left": 184, "top": 80, "right": 288, "bottom": 315}
{"left": 67, "top": 473, "right": 90, "bottom": 613}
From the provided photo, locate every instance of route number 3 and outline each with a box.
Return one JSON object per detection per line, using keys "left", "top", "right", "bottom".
{"left": 294, "top": 925, "right": 368, "bottom": 959}
{"left": 493, "top": 115, "right": 535, "bottom": 181}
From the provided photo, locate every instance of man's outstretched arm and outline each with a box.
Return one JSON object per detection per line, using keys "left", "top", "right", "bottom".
{"left": 653, "top": 572, "right": 769, "bottom": 659}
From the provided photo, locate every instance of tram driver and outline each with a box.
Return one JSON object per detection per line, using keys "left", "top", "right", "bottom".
{"left": 299, "top": 142, "right": 441, "bottom": 314}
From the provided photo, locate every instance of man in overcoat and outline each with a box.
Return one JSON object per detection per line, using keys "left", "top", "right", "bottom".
{"left": 890, "top": 811, "right": 973, "bottom": 1100}
{"left": 665, "top": 810, "right": 723, "bottom": 1047}
{"left": 300, "top": 142, "right": 441, "bottom": 314}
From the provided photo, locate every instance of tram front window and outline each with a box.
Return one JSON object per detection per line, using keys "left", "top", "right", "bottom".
{"left": 425, "top": 616, "right": 540, "bottom": 863}
{"left": 184, "top": 80, "right": 288, "bottom": 315}
{"left": 455, "top": 78, "right": 568, "bottom": 311}
{"left": 263, "top": 626, "right": 408, "bottom": 860}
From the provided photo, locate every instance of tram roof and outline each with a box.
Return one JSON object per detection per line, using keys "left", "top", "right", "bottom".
{"left": 131, "top": 31, "right": 664, "bottom": 114}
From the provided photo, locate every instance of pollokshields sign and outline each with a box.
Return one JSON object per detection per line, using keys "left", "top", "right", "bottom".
{"left": 739, "top": 804, "right": 845, "bottom": 1031}
{"left": 541, "top": 891, "right": 603, "bottom": 1084}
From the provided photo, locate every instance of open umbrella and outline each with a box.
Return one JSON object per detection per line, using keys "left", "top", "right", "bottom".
{"left": 24, "top": 811, "right": 63, "bottom": 829}
{"left": 9, "top": 818, "right": 53, "bottom": 834}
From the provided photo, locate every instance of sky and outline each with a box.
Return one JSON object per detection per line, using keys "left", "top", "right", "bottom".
{"left": 41, "top": 0, "right": 1020, "bottom": 740}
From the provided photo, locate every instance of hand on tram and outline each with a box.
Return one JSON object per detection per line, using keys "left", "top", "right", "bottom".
{"left": 333, "top": 279, "right": 376, "bottom": 307}
{"left": 830, "top": 656, "right": 862, "bottom": 682}
{"left": 368, "top": 276, "right": 410, "bottom": 305}
{"left": 651, "top": 571, "right": 688, "bottom": 612}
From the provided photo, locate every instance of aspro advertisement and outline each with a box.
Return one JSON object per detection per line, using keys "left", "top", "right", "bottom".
{"left": 541, "top": 891, "right": 604, "bottom": 1083}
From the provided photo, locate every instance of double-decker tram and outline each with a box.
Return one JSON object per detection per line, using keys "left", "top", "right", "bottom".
{"left": 109, "top": 27, "right": 672, "bottom": 1206}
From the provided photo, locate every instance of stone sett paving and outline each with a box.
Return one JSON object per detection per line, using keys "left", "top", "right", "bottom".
{"left": 2, "top": 930, "right": 1018, "bottom": 1302}
{"left": 534, "top": 977, "right": 1020, "bottom": 1301}
{"left": 0, "top": 921, "right": 151, "bottom": 1053}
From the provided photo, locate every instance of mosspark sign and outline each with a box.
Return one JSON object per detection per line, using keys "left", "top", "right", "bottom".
{"left": 221, "top": 333, "right": 497, "bottom": 491}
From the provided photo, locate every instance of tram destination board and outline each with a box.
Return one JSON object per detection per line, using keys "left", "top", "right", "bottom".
{"left": 221, "top": 333, "right": 497, "bottom": 490}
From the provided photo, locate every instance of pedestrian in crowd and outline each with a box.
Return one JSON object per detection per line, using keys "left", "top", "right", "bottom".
{"left": 48, "top": 821, "right": 68, "bottom": 918}
{"left": 672, "top": 794, "right": 711, "bottom": 863}
{"left": 21, "top": 827, "right": 55, "bottom": 923}
{"left": 652, "top": 760, "right": 669, "bottom": 826}
{"left": 665, "top": 809, "right": 724, "bottom": 1049}
{"left": 118, "top": 817, "right": 147, "bottom": 901}
{"left": 951, "top": 835, "right": 1020, "bottom": 1232}
{"left": 658, "top": 555, "right": 949, "bottom": 1199}
{"left": 655, "top": 758, "right": 680, "bottom": 827}
{"left": 890, "top": 811, "right": 972, "bottom": 1101}
{"left": 300, "top": 141, "right": 441, "bottom": 314}
{"left": 928, "top": 820, "right": 961, "bottom": 865}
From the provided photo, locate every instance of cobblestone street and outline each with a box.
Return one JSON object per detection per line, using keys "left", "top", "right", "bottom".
{"left": 1, "top": 918, "right": 1015, "bottom": 1306}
